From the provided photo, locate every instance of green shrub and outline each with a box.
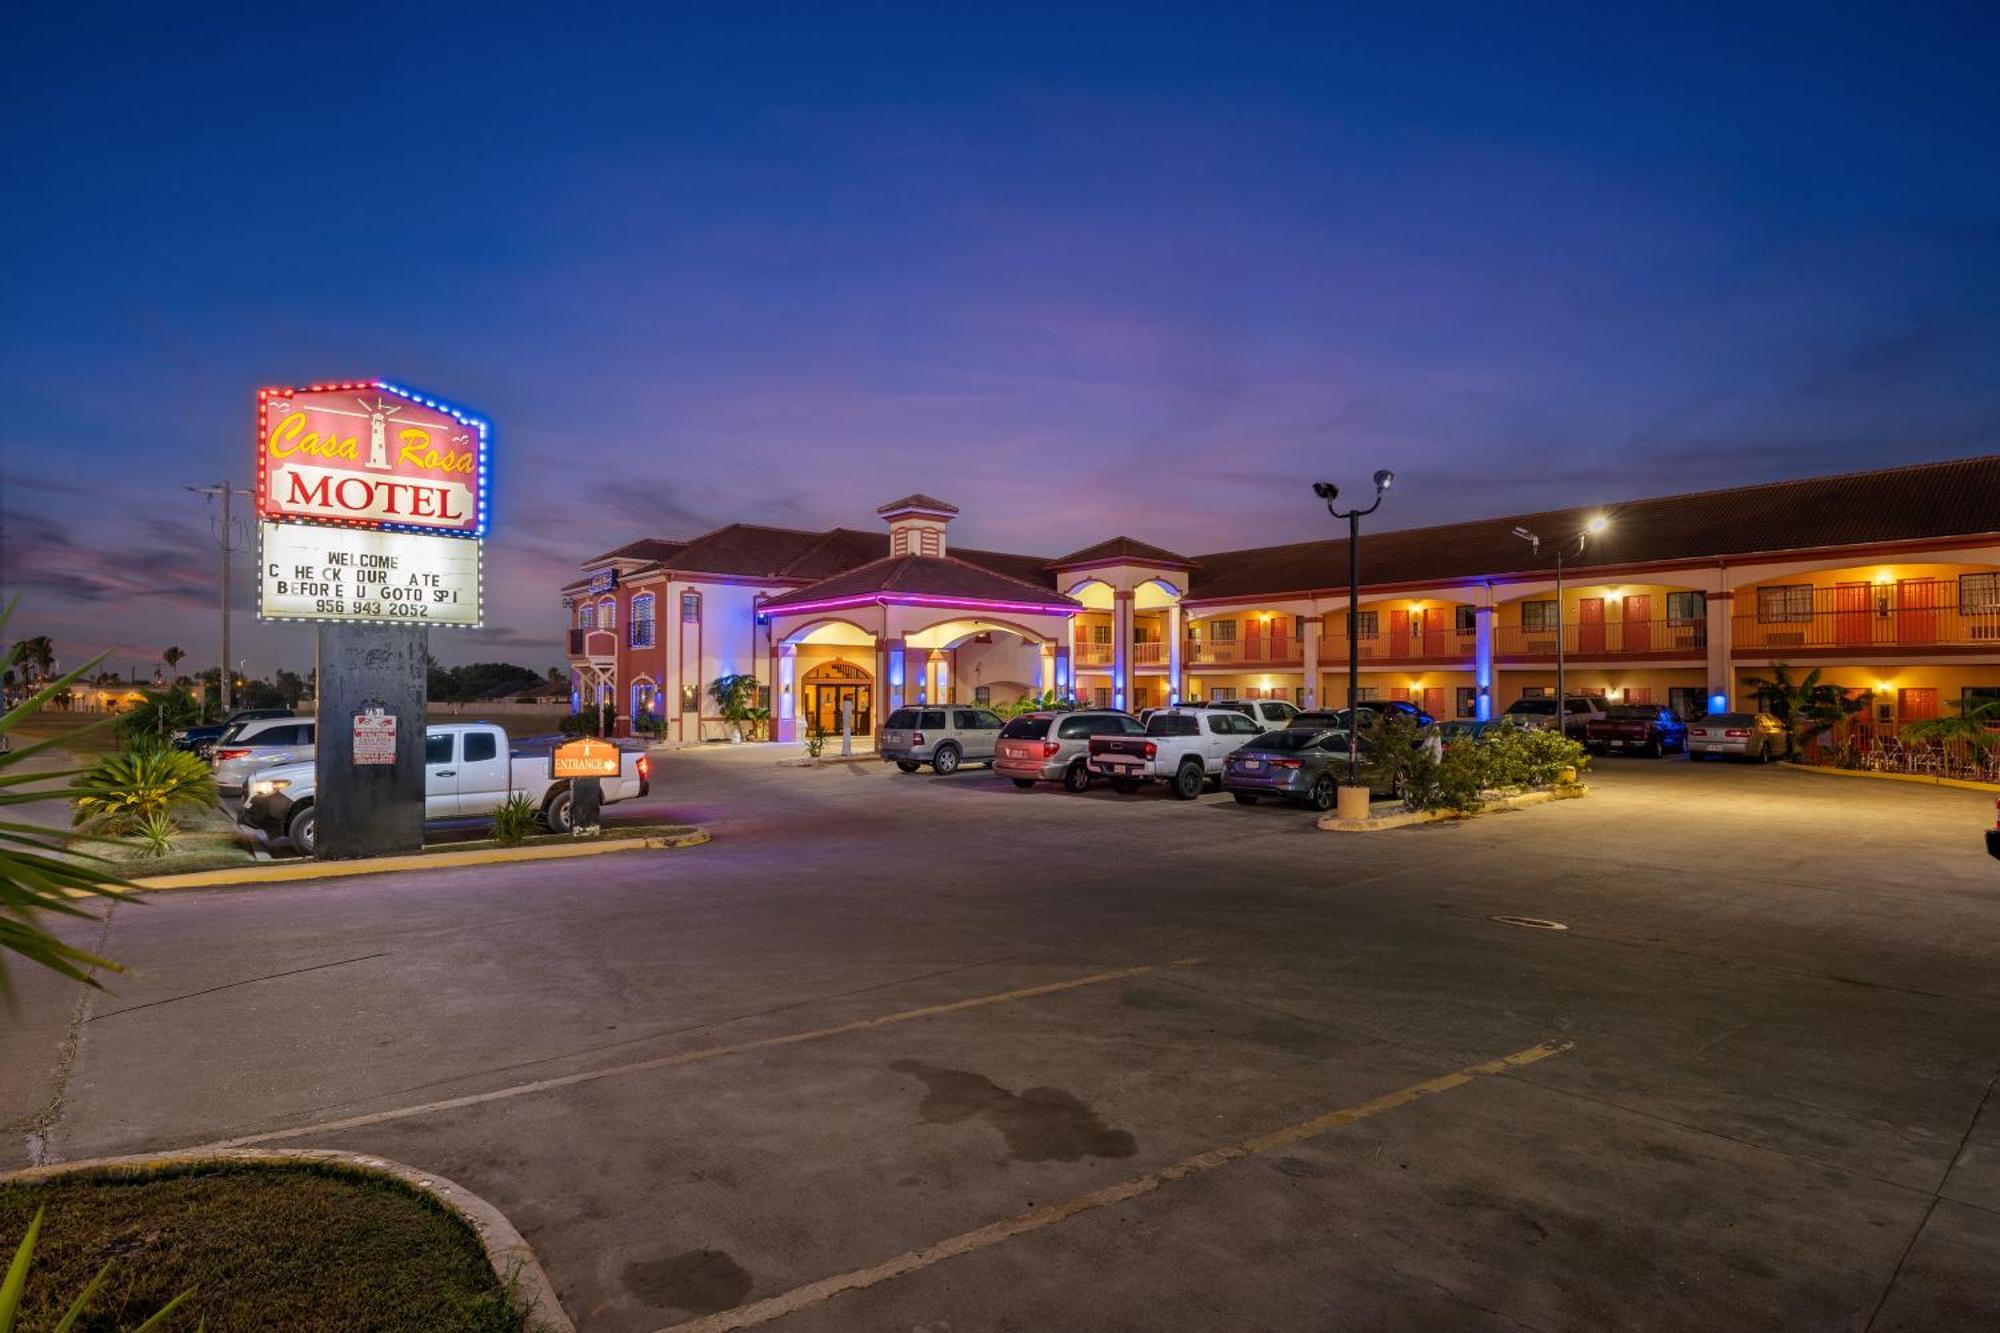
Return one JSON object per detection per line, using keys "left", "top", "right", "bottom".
{"left": 490, "top": 792, "right": 539, "bottom": 846}
{"left": 1484, "top": 722, "right": 1588, "bottom": 790}
{"left": 70, "top": 749, "right": 218, "bottom": 834}
{"left": 631, "top": 711, "right": 664, "bottom": 738}
{"left": 115, "top": 687, "right": 202, "bottom": 753}
{"left": 1357, "top": 711, "right": 1442, "bottom": 811}
{"left": 804, "top": 717, "right": 827, "bottom": 758}
{"left": 1432, "top": 738, "right": 1496, "bottom": 813}
{"left": 558, "top": 711, "right": 593, "bottom": 739}
{"left": 132, "top": 810, "right": 179, "bottom": 858}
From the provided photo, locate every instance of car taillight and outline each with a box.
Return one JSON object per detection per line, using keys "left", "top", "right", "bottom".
{"left": 1041, "top": 741, "right": 1062, "bottom": 758}
{"left": 637, "top": 756, "right": 649, "bottom": 781}
{"left": 1142, "top": 742, "right": 1157, "bottom": 759}
{"left": 214, "top": 748, "right": 251, "bottom": 761}
{"left": 1724, "top": 729, "right": 1750, "bottom": 738}
{"left": 911, "top": 732, "right": 925, "bottom": 745}
{"left": 1689, "top": 727, "right": 1706, "bottom": 736}
{"left": 1272, "top": 758, "right": 1303, "bottom": 769}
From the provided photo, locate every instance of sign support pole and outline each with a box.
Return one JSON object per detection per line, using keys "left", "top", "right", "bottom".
{"left": 314, "top": 623, "right": 428, "bottom": 858}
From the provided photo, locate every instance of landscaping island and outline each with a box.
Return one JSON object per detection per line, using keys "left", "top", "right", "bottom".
{"left": 0, "top": 1159, "right": 543, "bottom": 1331}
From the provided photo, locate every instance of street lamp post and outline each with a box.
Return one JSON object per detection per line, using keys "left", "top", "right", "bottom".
{"left": 1511, "top": 516, "right": 1609, "bottom": 735}
{"left": 1315, "top": 471, "right": 1394, "bottom": 792}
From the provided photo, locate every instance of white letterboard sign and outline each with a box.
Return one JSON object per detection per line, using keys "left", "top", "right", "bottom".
{"left": 258, "top": 522, "right": 482, "bottom": 627}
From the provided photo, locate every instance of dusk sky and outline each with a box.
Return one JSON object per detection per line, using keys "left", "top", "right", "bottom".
{"left": 4, "top": 5, "right": 1997, "bottom": 674}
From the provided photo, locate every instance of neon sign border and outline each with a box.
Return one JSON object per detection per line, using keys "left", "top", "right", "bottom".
{"left": 256, "top": 379, "right": 492, "bottom": 539}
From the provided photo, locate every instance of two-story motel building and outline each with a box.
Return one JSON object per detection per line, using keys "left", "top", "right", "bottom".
{"left": 563, "top": 458, "right": 2000, "bottom": 743}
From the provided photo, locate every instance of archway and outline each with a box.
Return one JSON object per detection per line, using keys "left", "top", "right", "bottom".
{"left": 801, "top": 658, "right": 874, "bottom": 736}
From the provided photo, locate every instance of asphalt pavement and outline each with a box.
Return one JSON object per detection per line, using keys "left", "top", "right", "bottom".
{"left": 4, "top": 749, "right": 1997, "bottom": 1331}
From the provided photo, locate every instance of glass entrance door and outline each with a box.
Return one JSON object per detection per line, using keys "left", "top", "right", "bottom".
{"left": 812, "top": 684, "right": 871, "bottom": 735}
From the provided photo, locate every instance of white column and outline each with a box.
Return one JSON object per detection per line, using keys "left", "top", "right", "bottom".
{"left": 1166, "top": 602, "right": 1183, "bottom": 704}
{"left": 777, "top": 643, "right": 797, "bottom": 741}
{"left": 1705, "top": 591, "right": 1735, "bottom": 710}
{"left": 1474, "top": 603, "right": 1496, "bottom": 720}
{"left": 1302, "top": 616, "right": 1321, "bottom": 709}
{"left": 1113, "top": 590, "right": 1134, "bottom": 711}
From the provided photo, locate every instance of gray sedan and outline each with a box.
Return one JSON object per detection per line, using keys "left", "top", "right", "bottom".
{"left": 1222, "top": 728, "right": 1374, "bottom": 811}
{"left": 1686, "top": 712, "right": 1790, "bottom": 762}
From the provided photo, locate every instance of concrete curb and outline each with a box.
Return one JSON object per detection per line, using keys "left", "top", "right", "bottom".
{"left": 2, "top": 1147, "right": 574, "bottom": 1333}
{"left": 1778, "top": 761, "right": 2000, "bottom": 793}
{"left": 129, "top": 827, "right": 709, "bottom": 891}
{"left": 1317, "top": 785, "right": 1586, "bottom": 832}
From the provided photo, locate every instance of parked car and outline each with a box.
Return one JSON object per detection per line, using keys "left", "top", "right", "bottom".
{"left": 1503, "top": 696, "right": 1603, "bottom": 737}
{"left": 1584, "top": 705, "right": 1689, "bottom": 758}
{"left": 881, "top": 705, "right": 1006, "bottom": 774}
{"left": 1437, "top": 718, "right": 1503, "bottom": 751}
{"left": 211, "top": 716, "right": 317, "bottom": 794}
{"left": 995, "top": 710, "right": 1143, "bottom": 791}
{"left": 238, "top": 722, "right": 649, "bottom": 855}
{"left": 1286, "top": 700, "right": 1435, "bottom": 731}
{"left": 1222, "top": 727, "right": 1360, "bottom": 810}
{"left": 1987, "top": 797, "right": 1999, "bottom": 861}
{"left": 174, "top": 706, "right": 295, "bottom": 758}
{"left": 1087, "top": 706, "right": 1265, "bottom": 799}
{"left": 1687, "top": 712, "right": 1790, "bottom": 762}
{"left": 1208, "top": 699, "right": 1301, "bottom": 728}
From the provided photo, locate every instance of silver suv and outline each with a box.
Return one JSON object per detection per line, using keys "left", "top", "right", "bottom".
{"left": 212, "top": 716, "right": 317, "bottom": 794}
{"left": 1209, "top": 698, "right": 1300, "bottom": 728}
{"left": 882, "top": 705, "right": 1006, "bottom": 775}
{"left": 995, "top": 710, "right": 1144, "bottom": 792}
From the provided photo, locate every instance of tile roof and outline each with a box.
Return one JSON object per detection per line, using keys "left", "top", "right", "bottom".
{"left": 760, "top": 554, "right": 1081, "bottom": 611}
{"left": 1185, "top": 454, "right": 2000, "bottom": 600}
{"left": 586, "top": 538, "right": 689, "bottom": 565}
{"left": 875, "top": 493, "right": 960, "bottom": 515}
{"left": 1047, "top": 536, "right": 1194, "bottom": 569}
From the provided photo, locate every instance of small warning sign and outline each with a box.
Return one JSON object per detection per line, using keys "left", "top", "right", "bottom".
{"left": 353, "top": 709, "right": 397, "bottom": 765}
{"left": 552, "top": 737, "right": 622, "bottom": 779}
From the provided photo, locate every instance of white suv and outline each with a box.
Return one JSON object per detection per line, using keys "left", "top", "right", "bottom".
{"left": 1209, "top": 698, "right": 1300, "bottom": 728}
{"left": 1087, "top": 706, "right": 1267, "bottom": 799}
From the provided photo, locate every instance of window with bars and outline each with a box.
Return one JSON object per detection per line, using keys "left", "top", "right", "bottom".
{"left": 578, "top": 603, "right": 596, "bottom": 630}
{"left": 1209, "top": 620, "right": 1237, "bottom": 643}
{"left": 1090, "top": 623, "right": 1112, "bottom": 645}
{"left": 681, "top": 592, "right": 701, "bottom": 624}
{"left": 629, "top": 594, "right": 656, "bottom": 648}
{"left": 598, "top": 597, "right": 615, "bottom": 629}
{"left": 1520, "top": 601, "right": 1558, "bottom": 631}
{"left": 1959, "top": 573, "right": 2000, "bottom": 615}
{"left": 1350, "top": 611, "right": 1379, "bottom": 639}
{"left": 1666, "top": 591, "right": 1707, "bottom": 625}
{"left": 1756, "top": 584, "right": 1813, "bottom": 623}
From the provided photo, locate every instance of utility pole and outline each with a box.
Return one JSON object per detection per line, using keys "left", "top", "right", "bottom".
{"left": 188, "top": 483, "right": 252, "bottom": 714}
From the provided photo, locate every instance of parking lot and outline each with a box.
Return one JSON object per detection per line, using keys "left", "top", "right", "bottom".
{"left": 6, "top": 751, "right": 1998, "bottom": 1330}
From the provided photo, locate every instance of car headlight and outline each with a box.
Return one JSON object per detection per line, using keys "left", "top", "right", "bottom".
{"left": 248, "top": 778, "right": 291, "bottom": 798}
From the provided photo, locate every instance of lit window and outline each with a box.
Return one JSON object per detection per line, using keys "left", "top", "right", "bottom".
{"left": 598, "top": 597, "right": 616, "bottom": 630}
{"left": 630, "top": 594, "right": 656, "bottom": 648}
{"left": 1210, "top": 620, "right": 1237, "bottom": 643}
{"left": 1520, "top": 601, "right": 1558, "bottom": 632}
{"left": 681, "top": 592, "right": 701, "bottom": 624}
{"left": 578, "top": 603, "right": 596, "bottom": 630}
{"left": 1756, "top": 585, "right": 1813, "bottom": 624}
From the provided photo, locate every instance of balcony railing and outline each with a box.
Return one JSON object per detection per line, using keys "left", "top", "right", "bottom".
{"left": 1733, "top": 608, "right": 2000, "bottom": 652}
{"left": 1132, "top": 641, "right": 1166, "bottom": 666}
{"left": 1077, "top": 643, "right": 1115, "bottom": 667}
{"left": 1322, "top": 630, "right": 1477, "bottom": 663}
{"left": 1495, "top": 619, "right": 1706, "bottom": 659}
{"left": 1184, "top": 635, "right": 1300, "bottom": 667}
{"left": 568, "top": 628, "right": 617, "bottom": 659}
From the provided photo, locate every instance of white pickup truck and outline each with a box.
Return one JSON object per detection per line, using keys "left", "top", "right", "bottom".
{"left": 1087, "top": 706, "right": 1268, "bottom": 799}
{"left": 237, "top": 722, "right": 649, "bottom": 855}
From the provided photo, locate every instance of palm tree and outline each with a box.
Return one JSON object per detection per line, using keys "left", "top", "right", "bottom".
{"left": 162, "top": 645, "right": 185, "bottom": 682}
{"left": 8, "top": 636, "right": 54, "bottom": 686}
{"left": 1902, "top": 698, "right": 2000, "bottom": 759}
{"left": 1742, "top": 662, "right": 1872, "bottom": 753}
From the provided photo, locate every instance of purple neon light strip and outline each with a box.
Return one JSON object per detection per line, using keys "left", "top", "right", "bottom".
{"left": 765, "top": 592, "right": 1078, "bottom": 617}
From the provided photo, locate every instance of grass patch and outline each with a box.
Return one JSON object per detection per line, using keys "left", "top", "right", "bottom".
{"left": 0, "top": 1160, "right": 540, "bottom": 1332}
{"left": 421, "top": 822, "right": 701, "bottom": 853}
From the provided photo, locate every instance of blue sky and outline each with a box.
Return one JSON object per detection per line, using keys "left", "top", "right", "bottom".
{"left": 3, "top": 4, "right": 1997, "bottom": 672}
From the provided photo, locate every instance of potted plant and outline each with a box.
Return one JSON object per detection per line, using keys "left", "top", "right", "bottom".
{"left": 708, "top": 673, "right": 763, "bottom": 743}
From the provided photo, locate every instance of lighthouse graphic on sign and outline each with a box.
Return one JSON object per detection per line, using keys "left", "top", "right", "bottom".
{"left": 359, "top": 396, "right": 403, "bottom": 470}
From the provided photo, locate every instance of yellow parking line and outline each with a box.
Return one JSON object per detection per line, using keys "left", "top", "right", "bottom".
{"left": 190, "top": 958, "right": 1200, "bottom": 1151}
{"left": 660, "top": 1039, "right": 1575, "bottom": 1333}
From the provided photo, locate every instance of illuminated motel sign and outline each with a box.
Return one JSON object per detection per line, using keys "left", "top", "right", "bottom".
{"left": 257, "top": 380, "right": 489, "bottom": 628}
{"left": 257, "top": 381, "right": 491, "bottom": 536}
